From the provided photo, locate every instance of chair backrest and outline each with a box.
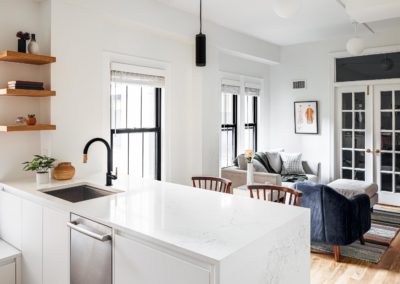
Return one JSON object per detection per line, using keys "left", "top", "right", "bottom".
{"left": 247, "top": 185, "right": 302, "bottom": 206}
{"left": 191, "top": 176, "right": 232, "bottom": 194}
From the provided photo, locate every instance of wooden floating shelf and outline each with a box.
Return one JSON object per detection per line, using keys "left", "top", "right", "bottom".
{"left": 0, "top": 50, "right": 56, "bottom": 65}
{"left": 0, "top": 124, "right": 56, "bottom": 132}
{"left": 0, "top": 88, "right": 55, "bottom": 97}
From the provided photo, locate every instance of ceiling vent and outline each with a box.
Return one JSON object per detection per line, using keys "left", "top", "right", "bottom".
{"left": 343, "top": 0, "right": 400, "bottom": 23}
{"left": 292, "top": 80, "right": 307, "bottom": 90}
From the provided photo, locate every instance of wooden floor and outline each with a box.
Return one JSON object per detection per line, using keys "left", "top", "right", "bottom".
{"left": 311, "top": 206, "right": 400, "bottom": 284}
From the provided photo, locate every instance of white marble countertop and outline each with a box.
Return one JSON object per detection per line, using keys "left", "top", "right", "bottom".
{"left": 1, "top": 174, "right": 309, "bottom": 262}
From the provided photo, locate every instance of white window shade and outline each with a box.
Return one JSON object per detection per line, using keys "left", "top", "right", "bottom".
{"left": 244, "top": 83, "right": 261, "bottom": 96}
{"left": 221, "top": 79, "right": 241, "bottom": 94}
{"left": 111, "top": 70, "right": 165, "bottom": 88}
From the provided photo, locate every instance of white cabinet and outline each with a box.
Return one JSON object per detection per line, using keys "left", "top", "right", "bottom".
{"left": 114, "top": 234, "right": 210, "bottom": 284}
{"left": 21, "top": 200, "right": 42, "bottom": 284}
{"left": 0, "top": 190, "right": 22, "bottom": 249}
{"left": 0, "top": 262, "right": 16, "bottom": 284}
{"left": 43, "top": 207, "right": 69, "bottom": 284}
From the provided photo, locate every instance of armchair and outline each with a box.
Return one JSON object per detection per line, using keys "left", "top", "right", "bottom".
{"left": 292, "top": 183, "right": 371, "bottom": 261}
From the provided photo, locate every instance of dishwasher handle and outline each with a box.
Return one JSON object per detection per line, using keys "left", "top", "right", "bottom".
{"left": 67, "top": 221, "right": 112, "bottom": 242}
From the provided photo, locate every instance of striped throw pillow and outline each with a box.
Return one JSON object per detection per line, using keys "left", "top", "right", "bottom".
{"left": 280, "top": 152, "right": 305, "bottom": 175}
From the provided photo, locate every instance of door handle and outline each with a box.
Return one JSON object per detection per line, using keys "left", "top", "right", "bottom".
{"left": 365, "top": 148, "right": 372, "bottom": 153}
{"left": 375, "top": 149, "right": 380, "bottom": 154}
{"left": 67, "top": 221, "right": 112, "bottom": 242}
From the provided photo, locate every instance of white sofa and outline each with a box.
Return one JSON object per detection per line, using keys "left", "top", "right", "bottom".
{"left": 221, "top": 161, "right": 321, "bottom": 189}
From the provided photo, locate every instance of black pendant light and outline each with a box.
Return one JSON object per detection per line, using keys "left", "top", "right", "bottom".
{"left": 196, "top": 0, "right": 206, "bottom": 67}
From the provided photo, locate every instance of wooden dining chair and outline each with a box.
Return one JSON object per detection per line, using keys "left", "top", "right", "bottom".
{"left": 191, "top": 176, "right": 232, "bottom": 194}
{"left": 247, "top": 185, "right": 303, "bottom": 206}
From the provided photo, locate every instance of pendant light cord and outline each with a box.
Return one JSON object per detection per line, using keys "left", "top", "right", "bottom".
{"left": 200, "top": 0, "right": 203, "bottom": 34}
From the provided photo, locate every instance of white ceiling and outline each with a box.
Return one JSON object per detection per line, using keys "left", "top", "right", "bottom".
{"left": 156, "top": 0, "right": 400, "bottom": 46}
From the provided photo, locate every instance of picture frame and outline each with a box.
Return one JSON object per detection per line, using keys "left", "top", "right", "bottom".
{"left": 294, "top": 101, "right": 318, "bottom": 134}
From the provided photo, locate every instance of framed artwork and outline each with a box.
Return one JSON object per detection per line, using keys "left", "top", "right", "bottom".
{"left": 294, "top": 101, "right": 318, "bottom": 134}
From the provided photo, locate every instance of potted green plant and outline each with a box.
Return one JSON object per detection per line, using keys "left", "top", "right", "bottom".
{"left": 23, "top": 155, "right": 56, "bottom": 184}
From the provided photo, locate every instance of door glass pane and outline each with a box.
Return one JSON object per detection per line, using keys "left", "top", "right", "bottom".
{"left": 381, "top": 173, "right": 393, "bottom": 192}
{"left": 381, "top": 132, "right": 393, "bottom": 151}
{"left": 354, "top": 92, "right": 365, "bottom": 110}
{"left": 342, "top": 131, "right": 352, "bottom": 148}
{"left": 396, "top": 133, "right": 400, "bottom": 151}
{"left": 396, "top": 154, "right": 400, "bottom": 172}
{"left": 354, "top": 132, "right": 365, "bottom": 149}
{"left": 381, "top": 91, "right": 392, "bottom": 109}
{"left": 342, "top": 150, "right": 352, "bottom": 167}
{"left": 342, "top": 169, "right": 352, "bottom": 179}
{"left": 396, "top": 112, "right": 400, "bottom": 130}
{"left": 342, "top": 113, "right": 352, "bottom": 129}
{"left": 381, "top": 112, "right": 393, "bottom": 130}
{"left": 342, "top": 93, "right": 352, "bottom": 110}
{"left": 354, "top": 112, "right": 365, "bottom": 129}
{"left": 381, "top": 153, "right": 393, "bottom": 171}
{"left": 395, "top": 91, "right": 400, "bottom": 109}
{"left": 396, "top": 175, "right": 400, "bottom": 193}
{"left": 354, "top": 171, "right": 365, "bottom": 181}
{"left": 354, "top": 151, "right": 365, "bottom": 169}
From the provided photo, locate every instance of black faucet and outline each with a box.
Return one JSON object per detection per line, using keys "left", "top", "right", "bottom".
{"left": 83, "top": 138, "right": 117, "bottom": 186}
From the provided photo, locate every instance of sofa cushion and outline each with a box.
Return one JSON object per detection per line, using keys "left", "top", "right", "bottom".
{"left": 237, "top": 154, "right": 247, "bottom": 170}
{"left": 280, "top": 152, "right": 305, "bottom": 175}
{"left": 306, "top": 174, "right": 318, "bottom": 183}
{"left": 253, "top": 159, "right": 267, "bottom": 172}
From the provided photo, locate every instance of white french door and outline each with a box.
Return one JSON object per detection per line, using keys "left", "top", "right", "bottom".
{"left": 373, "top": 84, "right": 400, "bottom": 205}
{"left": 336, "top": 83, "right": 400, "bottom": 206}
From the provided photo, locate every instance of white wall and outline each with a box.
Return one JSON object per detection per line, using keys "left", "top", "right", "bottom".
{"left": 0, "top": 0, "right": 50, "bottom": 180}
{"left": 269, "top": 32, "right": 400, "bottom": 183}
{"left": 49, "top": 0, "right": 278, "bottom": 185}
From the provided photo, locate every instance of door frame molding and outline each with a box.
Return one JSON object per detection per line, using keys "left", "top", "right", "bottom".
{"left": 329, "top": 44, "right": 400, "bottom": 182}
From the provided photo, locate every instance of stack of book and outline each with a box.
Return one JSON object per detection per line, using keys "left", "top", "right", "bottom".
{"left": 8, "top": 81, "right": 44, "bottom": 90}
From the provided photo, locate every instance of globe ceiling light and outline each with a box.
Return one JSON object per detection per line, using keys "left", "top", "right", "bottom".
{"left": 346, "top": 22, "right": 365, "bottom": 56}
{"left": 272, "top": 0, "right": 302, "bottom": 19}
{"left": 346, "top": 37, "right": 365, "bottom": 56}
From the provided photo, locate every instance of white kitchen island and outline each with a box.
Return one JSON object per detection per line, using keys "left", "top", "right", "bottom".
{"left": 0, "top": 175, "right": 310, "bottom": 284}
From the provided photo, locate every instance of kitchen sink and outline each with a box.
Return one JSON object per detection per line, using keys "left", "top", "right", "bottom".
{"left": 41, "top": 185, "right": 118, "bottom": 203}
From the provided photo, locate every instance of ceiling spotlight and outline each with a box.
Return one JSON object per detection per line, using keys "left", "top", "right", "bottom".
{"left": 346, "top": 22, "right": 365, "bottom": 56}
{"left": 272, "top": 0, "right": 302, "bottom": 19}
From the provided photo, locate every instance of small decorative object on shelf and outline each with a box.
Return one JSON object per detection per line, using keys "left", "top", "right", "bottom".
{"left": 53, "top": 162, "right": 75, "bottom": 180}
{"left": 15, "top": 116, "right": 26, "bottom": 125}
{"left": 22, "top": 155, "right": 56, "bottom": 185}
{"left": 16, "top": 31, "right": 30, "bottom": 53}
{"left": 8, "top": 80, "right": 44, "bottom": 90}
{"left": 245, "top": 149, "right": 255, "bottom": 185}
{"left": 25, "top": 114, "right": 37, "bottom": 125}
{"left": 28, "top": 33, "right": 39, "bottom": 54}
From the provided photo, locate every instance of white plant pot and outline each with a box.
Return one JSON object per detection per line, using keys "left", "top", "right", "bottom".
{"left": 247, "top": 162, "right": 254, "bottom": 185}
{"left": 36, "top": 172, "right": 50, "bottom": 185}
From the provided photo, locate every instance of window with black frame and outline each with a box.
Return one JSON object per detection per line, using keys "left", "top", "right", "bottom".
{"left": 244, "top": 93, "right": 258, "bottom": 151}
{"left": 110, "top": 69, "right": 163, "bottom": 180}
{"left": 220, "top": 84, "right": 239, "bottom": 168}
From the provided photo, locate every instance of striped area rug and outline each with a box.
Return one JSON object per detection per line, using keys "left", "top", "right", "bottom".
{"left": 312, "top": 209, "right": 400, "bottom": 263}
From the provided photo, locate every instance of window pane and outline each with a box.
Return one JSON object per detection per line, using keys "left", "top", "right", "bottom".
{"left": 143, "top": 132, "right": 156, "bottom": 178}
{"left": 129, "top": 133, "right": 144, "bottom": 178}
{"left": 111, "top": 82, "right": 128, "bottom": 129}
{"left": 221, "top": 93, "right": 235, "bottom": 124}
{"left": 342, "top": 93, "right": 352, "bottom": 110}
{"left": 127, "top": 85, "right": 142, "bottom": 128}
{"left": 342, "top": 169, "right": 352, "bottom": 179}
{"left": 354, "top": 170, "right": 365, "bottom": 181}
{"left": 354, "top": 92, "right": 365, "bottom": 110}
{"left": 342, "top": 131, "right": 352, "bottom": 148}
{"left": 381, "top": 173, "right": 392, "bottom": 192}
{"left": 112, "top": 133, "right": 129, "bottom": 175}
{"left": 142, "top": 86, "right": 156, "bottom": 128}
{"left": 381, "top": 112, "right": 393, "bottom": 130}
{"left": 354, "top": 132, "right": 365, "bottom": 149}
{"left": 342, "top": 150, "right": 352, "bottom": 167}
{"left": 381, "top": 132, "right": 393, "bottom": 151}
{"left": 220, "top": 129, "right": 234, "bottom": 167}
{"left": 354, "top": 151, "right": 365, "bottom": 169}
{"left": 342, "top": 113, "right": 352, "bottom": 129}
{"left": 354, "top": 112, "right": 365, "bottom": 129}
{"left": 244, "top": 96, "right": 255, "bottom": 123}
{"left": 396, "top": 133, "right": 400, "bottom": 151}
{"left": 396, "top": 91, "right": 400, "bottom": 109}
{"left": 244, "top": 127, "right": 254, "bottom": 151}
{"left": 381, "top": 91, "right": 392, "bottom": 109}
{"left": 381, "top": 153, "right": 393, "bottom": 171}
{"left": 396, "top": 175, "right": 400, "bottom": 193}
{"left": 396, "top": 112, "right": 400, "bottom": 130}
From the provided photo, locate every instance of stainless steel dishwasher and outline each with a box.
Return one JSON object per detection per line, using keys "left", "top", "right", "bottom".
{"left": 67, "top": 214, "right": 112, "bottom": 284}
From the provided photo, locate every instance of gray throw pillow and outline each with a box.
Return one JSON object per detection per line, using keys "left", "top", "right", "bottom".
{"left": 280, "top": 152, "right": 305, "bottom": 175}
{"left": 253, "top": 159, "right": 267, "bottom": 172}
{"left": 266, "top": 150, "right": 283, "bottom": 173}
